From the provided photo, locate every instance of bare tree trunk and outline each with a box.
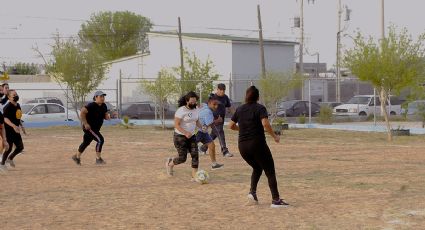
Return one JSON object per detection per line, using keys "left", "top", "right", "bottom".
{"left": 380, "top": 87, "right": 392, "bottom": 142}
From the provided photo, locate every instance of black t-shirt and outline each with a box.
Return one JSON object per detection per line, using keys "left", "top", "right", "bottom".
{"left": 3, "top": 103, "right": 22, "bottom": 130}
{"left": 0, "top": 111, "right": 4, "bottom": 125}
{"left": 1, "top": 96, "right": 8, "bottom": 105}
{"left": 231, "top": 103, "right": 268, "bottom": 142}
{"left": 212, "top": 94, "right": 231, "bottom": 118}
{"left": 85, "top": 102, "right": 108, "bottom": 131}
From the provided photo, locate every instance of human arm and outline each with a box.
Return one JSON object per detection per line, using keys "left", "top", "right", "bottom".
{"left": 262, "top": 118, "right": 280, "bottom": 143}
{"left": 20, "top": 121, "right": 27, "bottom": 135}
{"left": 0, "top": 124, "right": 9, "bottom": 151}
{"left": 4, "top": 118, "right": 20, "bottom": 134}
{"left": 228, "top": 120, "right": 239, "bottom": 131}
{"left": 80, "top": 107, "right": 91, "bottom": 130}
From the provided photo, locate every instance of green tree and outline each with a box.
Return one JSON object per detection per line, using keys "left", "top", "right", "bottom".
{"left": 344, "top": 26, "right": 425, "bottom": 141}
{"left": 174, "top": 50, "right": 220, "bottom": 102}
{"left": 259, "top": 72, "right": 302, "bottom": 118}
{"left": 78, "top": 11, "right": 152, "bottom": 61}
{"left": 45, "top": 36, "right": 107, "bottom": 119}
{"left": 142, "top": 68, "right": 180, "bottom": 129}
{"left": 7, "top": 62, "right": 40, "bottom": 75}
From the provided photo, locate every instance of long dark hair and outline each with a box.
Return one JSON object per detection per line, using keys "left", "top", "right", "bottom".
{"left": 245, "top": 86, "right": 259, "bottom": 104}
{"left": 178, "top": 91, "right": 199, "bottom": 107}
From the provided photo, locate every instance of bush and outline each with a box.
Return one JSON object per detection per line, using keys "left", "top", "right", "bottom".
{"left": 317, "top": 106, "right": 333, "bottom": 124}
{"left": 297, "top": 115, "right": 306, "bottom": 124}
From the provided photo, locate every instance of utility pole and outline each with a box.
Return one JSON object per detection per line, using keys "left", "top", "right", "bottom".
{"left": 299, "top": 0, "right": 305, "bottom": 100}
{"left": 336, "top": 0, "right": 342, "bottom": 103}
{"left": 381, "top": 0, "right": 385, "bottom": 39}
{"left": 257, "top": 5, "right": 266, "bottom": 77}
{"left": 295, "top": 0, "right": 316, "bottom": 100}
{"left": 178, "top": 17, "right": 185, "bottom": 79}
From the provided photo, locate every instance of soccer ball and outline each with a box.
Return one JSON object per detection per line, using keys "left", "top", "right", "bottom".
{"left": 195, "top": 170, "right": 210, "bottom": 184}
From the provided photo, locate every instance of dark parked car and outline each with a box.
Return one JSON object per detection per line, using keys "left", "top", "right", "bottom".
{"left": 121, "top": 102, "right": 175, "bottom": 120}
{"left": 277, "top": 100, "right": 320, "bottom": 117}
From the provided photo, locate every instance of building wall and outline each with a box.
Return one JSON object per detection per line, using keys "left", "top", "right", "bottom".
{"left": 231, "top": 42, "right": 295, "bottom": 102}
{"left": 144, "top": 34, "right": 233, "bottom": 81}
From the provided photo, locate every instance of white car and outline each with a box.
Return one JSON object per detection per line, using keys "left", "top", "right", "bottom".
{"left": 333, "top": 95, "right": 402, "bottom": 116}
{"left": 21, "top": 103, "right": 79, "bottom": 122}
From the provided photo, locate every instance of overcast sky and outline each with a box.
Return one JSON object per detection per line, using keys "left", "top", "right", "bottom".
{"left": 0, "top": 0, "right": 424, "bottom": 68}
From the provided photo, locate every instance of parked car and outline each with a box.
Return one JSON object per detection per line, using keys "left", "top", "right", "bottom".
{"left": 27, "top": 97, "right": 64, "bottom": 106}
{"left": 319, "top": 102, "right": 343, "bottom": 108}
{"left": 333, "top": 95, "right": 402, "bottom": 116}
{"left": 276, "top": 100, "right": 321, "bottom": 117}
{"left": 121, "top": 102, "right": 175, "bottom": 120}
{"left": 401, "top": 100, "right": 425, "bottom": 116}
{"left": 21, "top": 103, "right": 79, "bottom": 122}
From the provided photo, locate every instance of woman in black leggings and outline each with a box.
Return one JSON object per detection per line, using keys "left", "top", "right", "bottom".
{"left": 228, "top": 86, "right": 289, "bottom": 208}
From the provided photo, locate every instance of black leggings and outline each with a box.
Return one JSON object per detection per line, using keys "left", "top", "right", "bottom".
{"left": 173, "top": 133, "right": 199, "bottom": 169}
{"left": 2, "top": 130, "right": 24, "bottom": 164}
{"left": 238, "top": 139, "right": 280, "bottom": 200}
{"left": 78, "top": 129, "right": 104, "bottom": 154}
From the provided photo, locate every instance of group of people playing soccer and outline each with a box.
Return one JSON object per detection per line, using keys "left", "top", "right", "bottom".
{"left": 0, "top": 81, "right": 289, "bottom": 208}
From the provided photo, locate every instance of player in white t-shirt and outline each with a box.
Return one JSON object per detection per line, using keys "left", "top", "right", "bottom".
{"left": 165, "top": 91, "right": 201, "bottom": 180}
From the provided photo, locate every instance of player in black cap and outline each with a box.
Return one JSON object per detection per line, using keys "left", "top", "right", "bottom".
{"left": 72, "top": 91, "right": 110, "bottom": 165}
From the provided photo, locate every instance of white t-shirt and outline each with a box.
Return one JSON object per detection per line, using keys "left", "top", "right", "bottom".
{"left": 174, "top": 106, "right": 199, "bottom": 135}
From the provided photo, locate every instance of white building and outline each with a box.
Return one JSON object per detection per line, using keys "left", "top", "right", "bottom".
{"left": 107, "top": 32, "right": 297, "bottom": 102}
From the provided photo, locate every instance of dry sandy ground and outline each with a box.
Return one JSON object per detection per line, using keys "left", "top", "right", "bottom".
{"left": 0, "top": 126, "right": 424, "bottom": 229}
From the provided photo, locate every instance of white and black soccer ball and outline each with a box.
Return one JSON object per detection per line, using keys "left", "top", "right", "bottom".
{"left": 195, "top": 170, "right": 210, "bottom": 184}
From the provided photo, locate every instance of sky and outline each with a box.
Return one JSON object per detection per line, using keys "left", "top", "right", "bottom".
{"left": 0, "top": 0, "right": 424, "bottom": 69}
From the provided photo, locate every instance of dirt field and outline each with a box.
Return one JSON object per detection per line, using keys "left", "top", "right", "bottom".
{"left": 0, "top": 126, "right": 424, "bottom": 229}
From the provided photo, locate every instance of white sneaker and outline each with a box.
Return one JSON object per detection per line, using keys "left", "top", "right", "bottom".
{"left": 247, "top": 193, "right": 259, "bottom": 206}
{"left": 6, "top": 159, "right": 15, "bottom": 168}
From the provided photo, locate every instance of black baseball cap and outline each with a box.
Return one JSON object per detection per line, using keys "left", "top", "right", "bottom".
{"left": 217, "top": 83, "right": 226, "bottom": 90}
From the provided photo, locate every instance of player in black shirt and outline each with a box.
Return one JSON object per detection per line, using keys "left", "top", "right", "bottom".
{"left": 229, "top": 86, "right": 289, "bottom": 208}
{"left": 1, "top": 89, "right": 25, "bottom": 169}
{"left": 200, "top": 83, "right": 234, "bottom": 157}
{"left": 72, "top": 91, "right": 110, "bottom": 165}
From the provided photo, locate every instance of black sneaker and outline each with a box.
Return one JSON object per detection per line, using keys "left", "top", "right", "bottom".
{"left": 96, "top": 157, "right": 106, "bottom": 165}
{"left": 211, "top": 163, "right": 224, "bottom": 170}
{"left": 72, "top": 155, "right": 81, "bottom": 165}
{"left": 223, "top": 152, "right": 234, "bottom": 158}
{"left": 247, "top": 192, "right": 259, "bottom": 205}
{"left": 270, "top": 199, "right": 289, "bottom": 208}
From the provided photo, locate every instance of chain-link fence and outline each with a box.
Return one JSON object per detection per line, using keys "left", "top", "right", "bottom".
{"left": 9, "top": 76, "right": 385, "bottom": 121}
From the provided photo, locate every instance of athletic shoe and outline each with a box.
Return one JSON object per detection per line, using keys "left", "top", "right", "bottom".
{"left": 72, "top": 155, "right": 81, "bottom": 165}
{"left": 211, "top": 163, "right": 224, "bottom": 170}
{"left": 270, "top": 199, "right": 290, "bottom": 208}
{"left": 6, "top": 159, "right": 15, "bottom": 168}
{"left": 247, "top": 192, "right": 259, "bottom": 206}
{"left": 190, "top": 177, "right": 197, "bottom": 182}
{"left": 199, "top": 145, "right": 208, "bottom": 153}
{"left": 165, "top": 157, "right": 174, "bottom": 176}
{"left": 0, "top": 164, "right": 8, "bottom": 172}
{"left": 96, "top": 158, "right": 106, "bottom": 165}
{"left": 223, "top": 152, "right": 234, "bottom": 158}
